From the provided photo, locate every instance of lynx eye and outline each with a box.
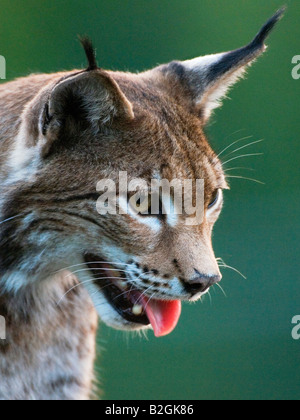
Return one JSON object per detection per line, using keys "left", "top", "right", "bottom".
{"left": 129, "top": 192, "right": 164, "bottom": 217}
{"left": 208, "top": 189, "right": 220, "bottom": 209}
{"left": 135, "top": 194, "right": 152, "bottom": 215}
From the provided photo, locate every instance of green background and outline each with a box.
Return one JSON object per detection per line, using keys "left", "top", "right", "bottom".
{"left": 1, "top": 0, "right": 299, "bottom": 400}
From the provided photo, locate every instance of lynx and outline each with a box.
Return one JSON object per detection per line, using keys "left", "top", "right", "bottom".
{"left": 0, "top": 10, "right": 283, "bottom": 400}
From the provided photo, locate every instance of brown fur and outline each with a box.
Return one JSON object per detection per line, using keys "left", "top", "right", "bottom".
{"left": 0, "top": 11, "right": 282, "bottom": 400}
{"left": 0, "top": 66, "right": 226, "bottom": 400}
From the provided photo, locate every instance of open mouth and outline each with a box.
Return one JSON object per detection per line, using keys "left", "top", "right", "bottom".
{"left": 84, "top": 253, "right": 182, "bottom": 337}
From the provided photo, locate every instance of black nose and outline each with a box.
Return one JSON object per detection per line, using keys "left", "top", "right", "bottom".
{"left": 183, "top": 270, "right": 221, "bottom": 296}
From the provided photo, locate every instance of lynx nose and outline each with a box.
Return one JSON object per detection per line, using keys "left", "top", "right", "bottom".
{"left": 183, "top": 269, "right": 222, "bottom": 296}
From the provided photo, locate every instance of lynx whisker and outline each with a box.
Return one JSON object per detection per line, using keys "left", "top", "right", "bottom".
{"left": 57, "top": 275, "right": 130, "bottom": 306}
{"left": 113, "top": 285, "right": 135, "bottom": 302}
{"left": 138, "top": 286, "right": 156, "bottom": 304}
{"left": 224, "top": 139, "right": 264, "bottom": 158}
{"left": 0, "top": 214, "right": 25, "bottom": 225}
{"left": 114, "top": 272, "right": 154, "bottom": 302}
{"left": 54, "top": 261, "right": 131, "bottom": 275}
{"left": 222, "top": 152, "right": 263, "bottom": 167}
{"left": 215, "top": 282, "right": 227, "bottom": 298}
{"left": 65, "top": 267, "right": 129, "bottom": 279}
{"left": 224, "top": 129, "right": 246, "bottom": 140}
{"left": 226, "top": 175, "right": 265, "bottom": 185}
{"left": 207, "top": 290, "right": 212, "bottom": 305}
{"left": 216, "top": 135, "right": 253, "bottom": 159}
{"left": 143, "top": 292, "right": 157, "bottom": 312}
{"left": 217, "top": 258, "right": 247, "bottom": 280}
{"left": 224, "top": 167, "right": 255, "bottom": 173}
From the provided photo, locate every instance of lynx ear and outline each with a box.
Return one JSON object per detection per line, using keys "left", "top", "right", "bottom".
{"left": 40, "top": 70, "right": 134, "bottom": 154}
{"left": 39, "top": 38, "right": 134, "bottom": 156}
{"left": 161, "top": 8, "right": 285, "bottom": 122}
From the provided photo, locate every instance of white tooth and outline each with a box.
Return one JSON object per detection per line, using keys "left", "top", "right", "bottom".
{"left": 132, "top": 304, "right": 143, "bottom": 316}
{"left": 117, "top": 280, "right": 127, "bottom": 290}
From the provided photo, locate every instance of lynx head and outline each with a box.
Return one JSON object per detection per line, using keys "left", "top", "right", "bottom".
{"left": 0, "top": 10, "right": 284, "bottom": 336}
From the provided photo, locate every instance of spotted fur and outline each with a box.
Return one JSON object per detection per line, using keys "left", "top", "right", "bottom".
{"left": 0, "top": 11, "right": 283, "bottom": 400}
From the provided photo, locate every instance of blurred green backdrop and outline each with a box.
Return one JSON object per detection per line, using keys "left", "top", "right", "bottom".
{"left": 1, "top": 0, "right": 299, "bottom": 400}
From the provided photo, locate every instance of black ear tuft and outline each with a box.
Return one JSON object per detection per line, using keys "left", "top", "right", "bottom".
{"left": 79, "top": 36, "right": 98, "bottom": 71}
{"left": 162, "top": 7, "right": 286, "bottom": 122}
{"left": 250, "top": 7, "right": 286, "bottom": 50}
{"left": 204, "top": 7, "right": 286, "bottom": 85}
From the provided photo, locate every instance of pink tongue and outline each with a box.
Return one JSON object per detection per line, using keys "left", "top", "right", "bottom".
{"left": 142, "top": 299, "right": 182, "bottom": 337}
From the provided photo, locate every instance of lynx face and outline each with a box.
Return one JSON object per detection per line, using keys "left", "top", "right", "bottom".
{"left": 0, "top": 12, "right": 283, "bottom": 336}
